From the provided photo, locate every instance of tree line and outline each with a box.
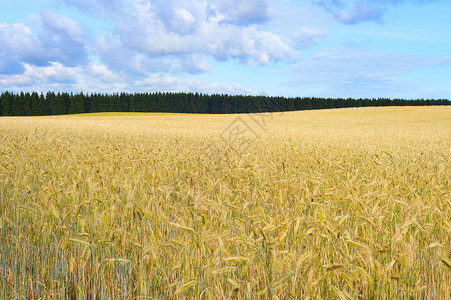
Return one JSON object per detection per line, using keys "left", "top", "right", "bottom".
{"left": 0, "top": 91, "right": 449, "bottom": 116}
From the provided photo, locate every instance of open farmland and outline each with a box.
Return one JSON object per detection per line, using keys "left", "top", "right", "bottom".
{"left": 0, "top": 107, "right": 450, "bottom": 298}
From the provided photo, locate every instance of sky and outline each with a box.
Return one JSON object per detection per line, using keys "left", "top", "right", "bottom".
{"left": 0, "top": 0, "right": 450, "bottom": 99}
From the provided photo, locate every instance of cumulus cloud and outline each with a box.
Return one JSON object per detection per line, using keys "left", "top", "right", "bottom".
{"left": 150, "top": 0, "right": 207, "bottom": 34}
{"left": 2, "top": 0, "right": 293, "bottom": 81}
{"left": 1, "top": 0, "right": 298, "bottom": 93}
{"left": 93, "top": 34, "right": 212, "bottom": 75}
{"left": 0, "top": 59, "right": 253, "bottom": 95}
{"left": 93, "top": 35, "right": 143, "bottom": 74}
{"left": 38, "top": 11, "right": 89, "bottom": 66}
{"left": 0, "top": 22, "right": 40, "bottom": 71}
{"left": 180, "top": 55, "right": 212, "bottom": 74}
{"left": 0, "top": 11, "right": 88, "bottom": 75}
{"left": 77, "top": 64, "right": 253, "bottom": 95}
{"left": 68, "top": 0, "right": 297, "bottom": 71}
{"left": 0, "top": 62, "right": 78, "bottom": 90}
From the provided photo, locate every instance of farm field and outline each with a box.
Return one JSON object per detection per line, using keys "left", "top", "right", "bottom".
{"left": 0, "top": 106, "right": 450, "bottom": 298}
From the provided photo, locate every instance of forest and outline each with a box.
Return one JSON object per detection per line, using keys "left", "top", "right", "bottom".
{"left": 0, "top": 91, "right": 450, "bottom": 116}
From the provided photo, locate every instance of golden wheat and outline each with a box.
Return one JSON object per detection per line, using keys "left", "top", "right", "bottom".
{"left": 0, "top": 106, "right": 450, "bottom": 298}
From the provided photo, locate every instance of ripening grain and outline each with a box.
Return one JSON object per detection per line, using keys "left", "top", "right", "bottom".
{"left": 0, "top": 107, "right": 450, "bottom": 298}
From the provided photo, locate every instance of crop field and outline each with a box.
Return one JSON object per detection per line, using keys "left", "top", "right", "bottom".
{"left": 0, "top": 106, "right": 450, "bottom": 299}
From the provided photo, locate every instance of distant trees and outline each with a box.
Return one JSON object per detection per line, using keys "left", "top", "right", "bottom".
{"left": 0, "top": 91, "right": 449, "bottom": 116}
{"left": 1, "top": 92, "right": 10, "bottom": 116}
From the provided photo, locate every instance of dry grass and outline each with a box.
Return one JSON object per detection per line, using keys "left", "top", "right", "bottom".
{"left": 0, "top": 106, "right": 450, "bottom": 299}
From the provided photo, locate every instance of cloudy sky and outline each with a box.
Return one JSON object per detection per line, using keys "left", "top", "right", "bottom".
{"left": 1, "top": 0, "right": 450, "bottom": 98}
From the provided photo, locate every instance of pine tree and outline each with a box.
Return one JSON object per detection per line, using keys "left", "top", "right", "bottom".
{"left": 12, "top": 92, "right": 25, "bottom": 116}
{"left": 30, "top": 92, "right": 39, "bottom": 116}
{"left": 23, "top": 92, "right": 32, "bottom": 116}
{"left": 45, "top": 92, "right": 56, "bottom": 115}
{"left": 70, "top": 93, "right": 84, "bottom": 114}
{"left": 0, "top": 92, "right": 10, "bottom": 116}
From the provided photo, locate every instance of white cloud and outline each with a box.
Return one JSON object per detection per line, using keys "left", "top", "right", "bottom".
{"left": 33, "top": 62, "right": 78, "bottom": 84}
{"left": 40, "top": 10, "right": 84, "bottom": 42}
{"left": 134, "top": 74, "right": 178, "bottom": 88}
{"left": 181, "top": 55, "right": 212, "bottom": 74}
{"left": 4, "top": 1, "right": 286, "bottom": 83}
{"left": 93, "top": 34, "right": 212, "bottom": 75}
{"left": 0, "top": 12, "right": 88, "bottom": 73}
{"left": 38, "top": 11, "right": 89, "bottom": 66}
{"left": 150, "top": 0, "right": 206, "bottom": 35}
{"left": 56, "top": 0, "right": 299, "bottom": 80}
{"left": 0, "top": 58, "right": 253, "bottom": 95}
{"left": 86, "top": 64, "right": 121, "bottom": 83}
{"left": 174, "top": 7, "right": 196, "bottom": 24}
{"left": 75, "top": 64, "right": 252, "bottom": 94}
{"left": 65, "top": 0, "right": 297, "bottom": 71}
{"left": 0, "top": 62, "right": 78, "bottom": 91}
{"left": 93, "top": 35, "right": 143, "bottom": 74}
{"left": 0, "top": 22, "right": 40, "bottom": 70}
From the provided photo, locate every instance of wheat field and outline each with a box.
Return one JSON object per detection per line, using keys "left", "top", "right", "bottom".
{"left": 0, "top": 106, "right": 450, "bottom": 299}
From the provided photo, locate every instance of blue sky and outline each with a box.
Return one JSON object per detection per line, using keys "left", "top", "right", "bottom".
{"left": 1, "top": 0, "right": 450, "bottom": 98}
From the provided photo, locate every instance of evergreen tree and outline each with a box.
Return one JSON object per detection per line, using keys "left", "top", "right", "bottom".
{"left": 39, "top": 93, "right": 46, "bottom": 116}
{"left": 62, "top": 93, "right": 71, "bottom": 114}
{"left": 46, "top": 92, "right": 56, "bottom": 115}
{"left": 71, "top": 93, "right": 84, "bottom": 114}
{"left": 24, "top": 92, "right": 32, "bottom": 116}
{"left": 1, "top": 91, "right": 450, "bottom": 116}
{"left": 0, "top": 91, "right": 11, "bottom": 116}
{"left": 89, "top": 94, "right": 97, "bottom": 113}
{"left": 12, "top": 92, "right": 26, "bottom": 116}
{"left": 129, "top": 93, "right": 137, "bottom": 112}
{"left": 30, "top": 92, "right": 39, "bottom": 116}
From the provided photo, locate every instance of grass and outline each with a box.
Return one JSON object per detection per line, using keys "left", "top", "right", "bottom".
{"left": 0, "top": 106, "right": 450, "bottom": 298}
